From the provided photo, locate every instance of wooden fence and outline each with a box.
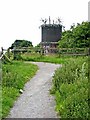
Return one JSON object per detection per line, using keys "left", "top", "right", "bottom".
{"left": 0, "top": 47, "right": 11, "bottom": 62}
{"left": 58, "top": 48, "right": 89, "bottom": 56}
{"left": 0, "top": 47, "right": 89, "bottom": 61}
{"left": 12, "top": 47, "right": 89, "bottom": 58}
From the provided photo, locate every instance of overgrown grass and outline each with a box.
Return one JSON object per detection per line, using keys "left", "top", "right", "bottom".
{"left": 21, "top": 53, "right": 66, "bottom": 63}
{"left": 1, "top": 54, "right": 89, "bottom": 119}
{"left": 21, "top": 52, "right": 84, "bottom": 64}
{"left": 2, "top": 61, "right": 38, "bottom": 118}
{"left": 50, "top": 56, "right": 89, "bottom": 118}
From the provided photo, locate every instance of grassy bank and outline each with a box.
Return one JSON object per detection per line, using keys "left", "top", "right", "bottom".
{"left": 50, "top": 56, "right": 89, "bottom": 118}
{"left": 21, "top": 53, "right": 65, "bottom": 64}
{"left": 2, "top": 61, "right": 38, "bottom": 118}
{"left": 21, "top": 52, "right": 86, "bottom": 64}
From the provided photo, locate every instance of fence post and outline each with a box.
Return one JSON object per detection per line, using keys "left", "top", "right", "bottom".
{"left": 7, "top": 48, "right": 10, "bottom": 59}
{"left": 13, "top": 47, "right": 16, "bottom": 60}
{"left": 1, "top": 47, "right": 3, "bottom": 55}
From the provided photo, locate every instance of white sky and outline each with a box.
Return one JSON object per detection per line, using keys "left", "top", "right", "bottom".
{"left": 0, "top": 0, "right": 89, "bottom": 49}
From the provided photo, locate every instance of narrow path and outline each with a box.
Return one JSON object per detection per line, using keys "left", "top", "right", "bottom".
{"left": 8, "top": 62, "right": 61, "bottom": 118}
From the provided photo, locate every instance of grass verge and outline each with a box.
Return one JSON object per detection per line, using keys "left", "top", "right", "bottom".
{"left": 2, "top": 61, "right": 38, "bottom": 118}
{"left": 50, "top": 56, "right": 89, "bottom": 118}
{"left": 21, "top": 52, "right": 86, "bottom": 64}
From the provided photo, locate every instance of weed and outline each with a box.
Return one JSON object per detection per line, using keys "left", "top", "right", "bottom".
{"left": 2, "top": 61, "right": 38, "bottom": 118}
{"left": 51, "top": 56, "right": 89, "bottom": 118}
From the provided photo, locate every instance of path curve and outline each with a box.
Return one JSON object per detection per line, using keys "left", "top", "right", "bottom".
{"left": 8, "top": 62, "right": 61, "bottom": 118}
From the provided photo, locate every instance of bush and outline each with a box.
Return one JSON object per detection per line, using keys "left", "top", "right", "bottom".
{"left": 51, "top": 57, "right": 89, "bottom": 118}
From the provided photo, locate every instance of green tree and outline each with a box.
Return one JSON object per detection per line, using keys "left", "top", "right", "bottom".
{"left": 59, "top": 30, "right": 74, "bottom": 48}
{"left": 59, "top": 21, "right": 90, "bottom": 48}
{"left": 72, "top": 22, "right": 90, "bottom": 48}
{"left": 10, "top": 40, "right": 33, "bottom": 49}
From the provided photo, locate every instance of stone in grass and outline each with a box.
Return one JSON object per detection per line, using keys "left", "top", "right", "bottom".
{"left": 19, "top": 89, "right": 23, "bottom": 94}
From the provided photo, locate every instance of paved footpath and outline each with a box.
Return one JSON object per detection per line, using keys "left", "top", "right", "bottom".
{"left": 8, "top": 62, "right": 61, "bottom": 118}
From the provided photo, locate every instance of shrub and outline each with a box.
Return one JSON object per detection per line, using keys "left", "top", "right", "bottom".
{"left": 51, "top": 57, "right": 89, "bottom": 118}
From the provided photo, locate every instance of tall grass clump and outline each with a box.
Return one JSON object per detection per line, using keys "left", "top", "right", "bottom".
{"left": 51, "top": 56, "right": 89, "bottom": 118}
{"left": 2, "top": 61, "right": 38, "bottom": 118}
{"left": 21, "top": 53, "right": 69, "bottom": 64}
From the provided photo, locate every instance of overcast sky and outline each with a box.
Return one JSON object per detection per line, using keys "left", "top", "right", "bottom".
{"left": 0, "top": 0, "right": 89, "bottom": 49}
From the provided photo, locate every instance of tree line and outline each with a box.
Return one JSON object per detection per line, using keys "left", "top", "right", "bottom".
{"left": 9, "top": 21, "right": 90, "bottom": 49}
{"left": 58, "top": 21, "right": 90, "bottom": 48}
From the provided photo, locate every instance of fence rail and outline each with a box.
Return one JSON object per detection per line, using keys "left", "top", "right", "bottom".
{"left": 58, "top": 48, "right": 89, "bottom": 56}
{"left": 12, "top": 47, "right": 89, "bottom": 57}
{"left": 0, "top": 47, "right": 89, "bottom": 61}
